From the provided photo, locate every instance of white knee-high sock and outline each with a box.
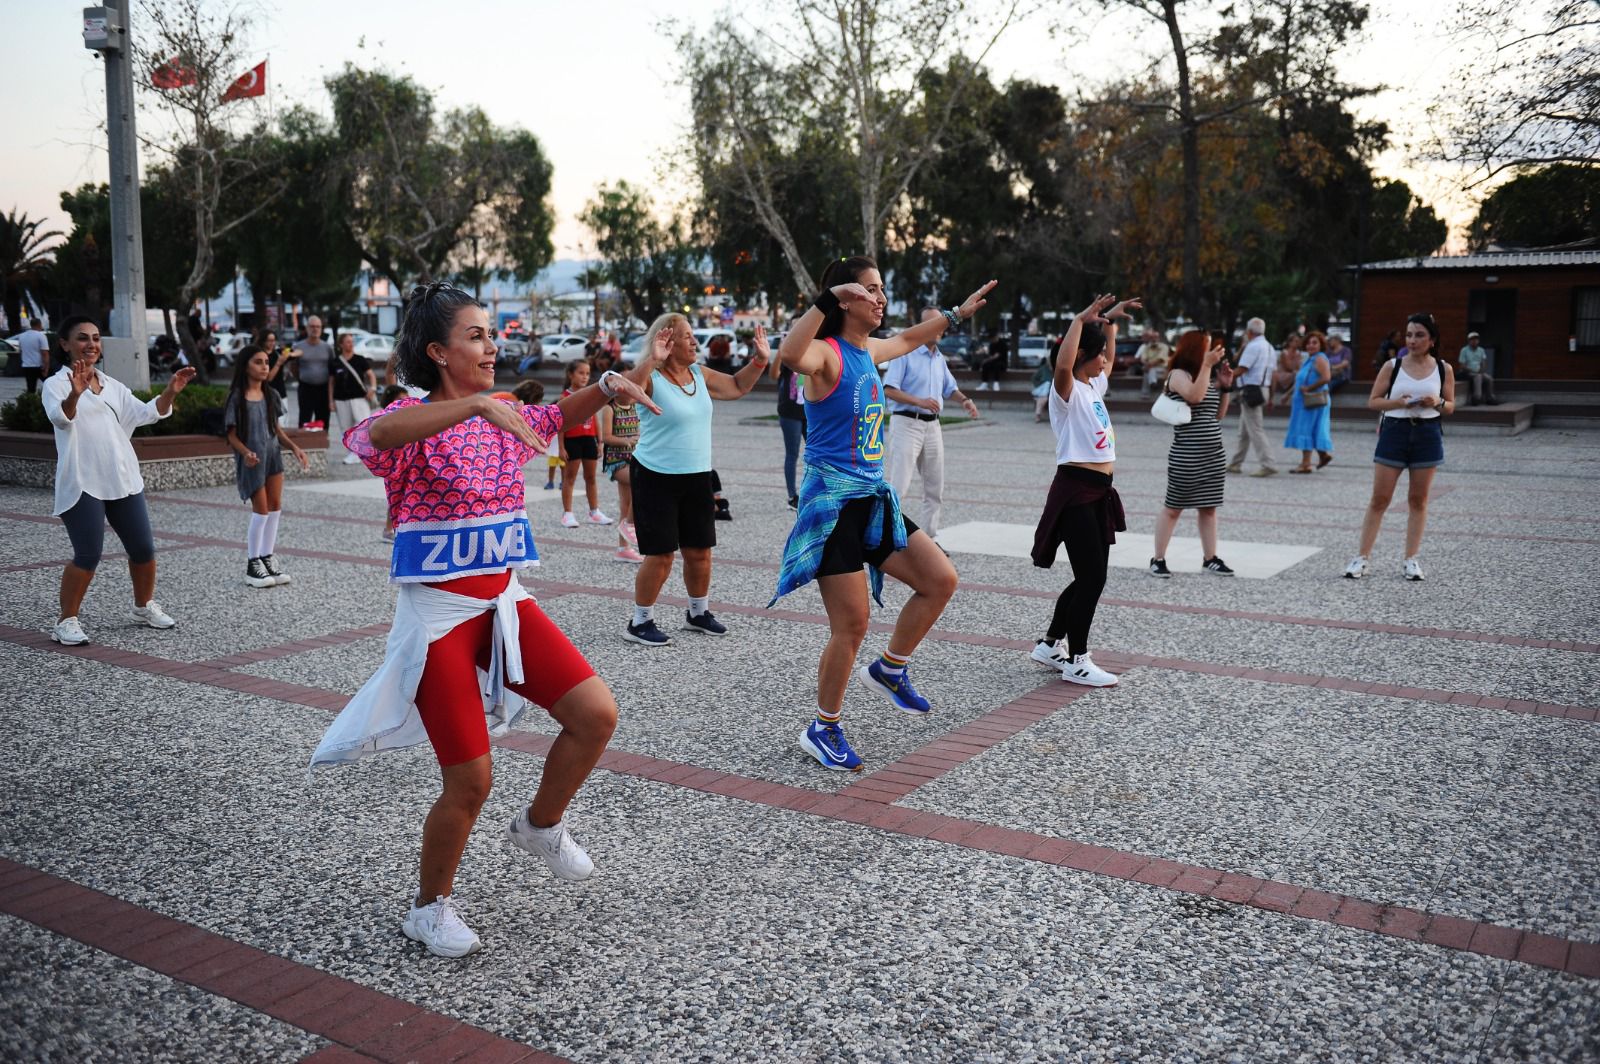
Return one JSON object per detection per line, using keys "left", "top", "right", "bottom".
{"left": 247, "top": 513, "right": 267, "bottom": 558}
{"left": 262, "top": 511, "right": 282, "bottom": 556}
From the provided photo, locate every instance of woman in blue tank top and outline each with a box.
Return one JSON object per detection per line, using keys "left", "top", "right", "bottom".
{"left": 617, "top": 312, "right": 771, "bottom": 646}
{"left": 773, "top": 255, "right": 997, "bottom": 773}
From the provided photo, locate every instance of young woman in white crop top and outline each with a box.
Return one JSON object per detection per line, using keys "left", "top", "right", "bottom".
{"left": 1028, "top": 294, "right": 1138, "bottom": 688}
{"left": 1344, "top": 312, "right": 1456, "bottom": 582}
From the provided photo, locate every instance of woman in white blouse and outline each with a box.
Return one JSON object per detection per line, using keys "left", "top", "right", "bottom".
{"left": 41, "top": 316, "right": 196, "bottom": 645}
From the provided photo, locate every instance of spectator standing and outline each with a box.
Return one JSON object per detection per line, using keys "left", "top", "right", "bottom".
{"left": 330, "top": 333, "right": 379, "bottom": 465}
{"left": 598, "top": 392, "right": 642, "bottom": 563}
{"left": 771, "top": 355, "right": 808, "bottom": 509}
{"left": 1284, "top": 330, "right": 1333, "bottom": 472}
{"left": 1325, "top": 332, "right": 1353, "bottom": 389}
{"left": 41, "top": 317, "right": 195, "bottom": 645}
{"left": 1135, "top": 326, "right": 1171, "bottom": 399}
{"left": 705, "top": 334, "right": 736, "bottom": 375}
{"left": 1376, "top": 327, "right": 1404, "bottom": 372}
{"left": 1031, "top": 352, "right": 1054, "bottom": 422}
{"left": 557, "top": 360, "right": 611, "bottom": 528}
{"left": 1226, "top": 317, "right": 1277, "bottom": 476}
{"left": 883, "top": 308, "right": 980, "bottom": 546}
{"left": 292, "top": 316, "right": 334, "bottom": 428}
{"left": 1150, "top": 331, "right": 1236, "bottom": 578}
{"left": 1457, "top": 331, "right": 1498, "bottom": 405}
{"left": 979, "top": 332, "right": 1008, "bottom": 390}
{"left": 256, "top": 329, "right": 290, "bottom": 400}
{"left": 1270, "top": 334, "right": 1303, "bottom": 407}
{"left": 9, "top": 317, "right": 50, "bottom": 392}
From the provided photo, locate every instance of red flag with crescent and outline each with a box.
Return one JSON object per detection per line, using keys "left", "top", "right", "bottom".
{"left": 220, "top": 60, "right": 267, "bottom": 104}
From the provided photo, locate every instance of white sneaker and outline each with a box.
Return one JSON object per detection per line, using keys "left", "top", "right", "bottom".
{"left": 1030, "top": 639, "right": 1070, "bottom": 669}
{"left": 1404, "top": 557, "right": 1425, "bottom": 582}
{"left": 402, "top": 895, "right": 481, "bottom": 958}
{"left": 51, "top": 617, "right": 89, "bottom": 645}
{"left": 1061, "top": 652, "right": 1118, "bottom": 687}
{"left": 588, "top": 509, "right": 613, "bottom": 525}
{"left": 1343, "top": 555, "right": 1368, "bottom": 580}
{"left": 560, "top": 511, "right": 579, "bottom": 528}
{"left": 341, "top": 453, "right": 361, "bottom": 465}
{"left": 132, "top": 601, "right": 176, "bottom": 629}
{"left": 506, "top": 813, "right": 594, "bottom": 882}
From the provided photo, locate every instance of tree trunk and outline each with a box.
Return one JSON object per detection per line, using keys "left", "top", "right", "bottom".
{"left": 1163, "top": 0, "right": 1203, "bottom": 323}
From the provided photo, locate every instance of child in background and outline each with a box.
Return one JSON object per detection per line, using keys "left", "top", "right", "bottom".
{"left": 558, "top": 361, "right": 611, "bottom": 528}
{"left": 598, "top": 390, "right": 642, "bottom": 562}
{"left": 224, "top": 345, "right": 310, "bottom": 588}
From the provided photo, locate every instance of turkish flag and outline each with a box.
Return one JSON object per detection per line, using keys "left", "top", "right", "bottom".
{"left": 220, "top": 60, "right": 267, "bottom": 104}
{"left": 151, "top": 57, "right": 197, "bottom": 89}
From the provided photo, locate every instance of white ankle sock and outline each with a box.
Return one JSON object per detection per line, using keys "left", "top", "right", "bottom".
{"left": 262, "top": 511, "right": 281, "bottom": 556}
{"left": 632, "top": 604, "right": 653, "bottom": 626}
{"left": 688, "top": 595, "right": 709, "bottom": 617}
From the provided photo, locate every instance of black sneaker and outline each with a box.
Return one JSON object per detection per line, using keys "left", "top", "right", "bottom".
{"left": 713, "top": 498, "right": 732, "bottom": 521}
{"left": 262, "top": 554, "right": 291, "bottom": 586}
{"left": 1148, "top": 557, "right": 1171, "bottom": 579}
{"left": 1203, "top": 556, "right": 1236, "bottom": 576}
{"left": 684, "top": 610, "right": 728, "bottom": 636}
{"left": 623, "top": 619, "right": 671, "bottom": 645}
{"left": 787, "top": 496, "right": 799, "bottom": 511}
{"left": 245, "top": 557, "right": 276, "bottom": 589}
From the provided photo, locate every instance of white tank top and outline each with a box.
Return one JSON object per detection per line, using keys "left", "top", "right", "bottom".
{"left": 1384, "top": 357, "right": 1442, "bottom": 419}
{"left": 1049, "top": 373, "right": 1116, "bottom": 463}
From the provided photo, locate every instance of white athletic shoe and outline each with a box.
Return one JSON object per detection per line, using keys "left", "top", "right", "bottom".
{"left": 588, "top": 509, "right": 613, "bottom": 525}
{"left": 51, "top": 617, "right": 89, "bottom": 645}
{"left": 506, "top": 813, "right": 594, "bottom": 882}
{"left": 342, "top": 453, "right": 361, "bottom": 465}
{"left": 1030, "top": 639, "right": 1070, "bottom": 669}
{"left": 402, "top": 895, "right": 481, "bottom": 958}
{"left": 1343, "top": 555, "right": 1368, "bottom": 580}
{"left": 560, "top": 512, "right": 579, "bottom": 528}
{"left": 1061, "top": 652, "right": 1118, "bottom": 687}
{"left": 1404, "top": 557, "right": 1425, "bottom": 582}
{"left": 132, "top": 601, "right": 177, "bottom": 629}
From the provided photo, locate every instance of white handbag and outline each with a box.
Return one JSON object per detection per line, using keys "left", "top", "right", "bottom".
{"left": 1151, "top": 390, "right": 1191, "bottom": 426}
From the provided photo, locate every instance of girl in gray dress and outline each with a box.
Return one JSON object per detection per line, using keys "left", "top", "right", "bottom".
{"left": 225, "top": 346, "right": 309, "bottom": 588}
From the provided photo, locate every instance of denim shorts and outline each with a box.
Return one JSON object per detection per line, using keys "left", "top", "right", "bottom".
{"left": 1374, "top": 417, "right": 1444, "bottom": 469}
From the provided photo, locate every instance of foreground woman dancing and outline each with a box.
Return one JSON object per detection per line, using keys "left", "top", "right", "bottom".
{"left": 310, "top": 283, "right": 657, "bottom": 958}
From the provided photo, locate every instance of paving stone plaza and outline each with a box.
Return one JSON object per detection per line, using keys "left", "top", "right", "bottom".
{"left": 2, "top": 399, "right": 1598, "bottom": 1062}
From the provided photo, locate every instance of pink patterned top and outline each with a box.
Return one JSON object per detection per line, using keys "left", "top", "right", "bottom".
{"left": 344, "top": 396, "right": 564, "bottom": 582}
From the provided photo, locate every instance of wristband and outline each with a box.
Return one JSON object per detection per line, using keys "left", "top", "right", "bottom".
{"left": 942, "top": 309, "right": 961, "bottom": 333}
{"left": 812, "top": 289, "right": 842, "bottom": 316}
{"left": 597, "top": 370, "right": 623, "bottom": 398}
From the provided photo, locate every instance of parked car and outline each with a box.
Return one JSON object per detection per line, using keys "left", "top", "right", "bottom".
{"left": 1113, "top": 337, "right": 1142, "bottom": 375}
{"left": 352, "top": 334, "right": 396, "bottom": 360}
{"left": 692, "top": 328, "right": 748, "bottom": 363}
{"left": 619, "top": 334, "right": 648, "bottom": 367}
{"left": 937, "top": 333, "right": 973, "bottom": 365}
{"left": 541, "top": 333, "right": 590, "bottom": 363}
{"left": 1015, "top": 336, "right": 1053, "bottom": 368}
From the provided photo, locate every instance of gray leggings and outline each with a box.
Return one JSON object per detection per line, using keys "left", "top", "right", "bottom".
{"left": 60, "top": 493, "right": 156, "bottom": 571}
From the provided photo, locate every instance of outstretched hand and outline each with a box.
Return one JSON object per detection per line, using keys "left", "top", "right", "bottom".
{"left": 481, "top": 396, "right": 547, "bottom": 451}
{"left": 1079, "top": 294, "right": 1117, "bottom": 325}
{"left": 1107, "top": 297, "right": 1143, "bottom": 321}
{"left": 68, "top": 358, "right": 97, "bottom": 396}
{"left": 608, "top": 372, "right": 661, "bottom": 415}
{"left": 167, "top": 366, "right": 197, "bottom": 395}
{"left": 959, "top": 280, "right": 998, "bottom": 320}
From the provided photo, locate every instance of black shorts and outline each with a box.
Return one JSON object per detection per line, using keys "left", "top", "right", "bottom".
{"left": 816, "top": 496, "right": 920, "bottom": 578}
{"left": 630, "top": 460, "right": 717, "bottom": 556}
{"left": 563, "top": 435, "right": 599, "bottom": 461}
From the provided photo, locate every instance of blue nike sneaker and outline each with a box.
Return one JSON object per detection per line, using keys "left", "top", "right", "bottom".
{"left": 858, "top": 660, "right": 931, "bottom": 714}
{"left": 799, "top": 720, "right": 863, "bottom": 772}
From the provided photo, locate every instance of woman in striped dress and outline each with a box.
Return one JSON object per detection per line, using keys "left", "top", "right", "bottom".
{"left": 1150, "top": 330, "right": 1236, "bottom": 577}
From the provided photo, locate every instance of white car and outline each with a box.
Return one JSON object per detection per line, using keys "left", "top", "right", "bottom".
{"left": 692, "top": 328, "right": 747, "bottom": 362}
{"left": 1015, "top": 336, "right": 1053, "bottom": 368}
{"left": 541, "top": 333, "right": 591, "bottom": 363}
{"left": 352, "top": 334, "right": 396, "bottom": 360}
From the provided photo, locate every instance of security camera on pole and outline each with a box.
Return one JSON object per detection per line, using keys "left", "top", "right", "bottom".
{"left": 82, "top": 2, "right": 151, "bottom": 390}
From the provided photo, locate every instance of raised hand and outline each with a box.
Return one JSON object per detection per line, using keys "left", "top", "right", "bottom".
{"left": 650, "top": 328, "right": 674, "bottom": 368}
{"left": 1079, "top": 294, "right": 1117, "bottom": 325}
{"left": 69, "top": 358, "right": 97, "bottom": 396}
{"left": 748, "top": 323, "right": 771, "bottom": 364}
{"left": 1107, "top": 297, "right": 1143, "bottom": 321}
{"left": 168, "top": 366, "right": 197, "bottom": 394}
{"left": 1203, "top": 342, "right": 1227, "bottom": 367}
{"left": 960, "top": 280, "right": 998, "bottom": 320}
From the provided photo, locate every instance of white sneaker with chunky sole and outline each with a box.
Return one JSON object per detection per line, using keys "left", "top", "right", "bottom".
{"left": 1403, "top": 557, "right": 1425, "bottom": 582}
{"left": 132, "top": 601, "right": 176, "bottom": 629}
{"left": 1061, "top": 653, "right": 1118, "bottom": 687}
{"left": 402, "top": 895, "right": 481, "bottom": 958}
{"left": 1343, "top": 555, "right": 1368, "bottom": 580}
{"left": 506, "top": 813, "right": 594, "bottom": 882}
{"left": 52, "top": 617, "right": 90, "bottom": 645}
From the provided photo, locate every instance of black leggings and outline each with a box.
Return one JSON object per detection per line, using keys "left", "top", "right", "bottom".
{"left": 60, "top": 493, "right": 156, "bottom": 571}
{"left": 1045, "top": 502, "right": 1110, "bottom": 657}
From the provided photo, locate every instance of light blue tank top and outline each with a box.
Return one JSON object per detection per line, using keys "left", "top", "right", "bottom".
{"left": 634, "top": 364, "right": 714, "bottom": 474}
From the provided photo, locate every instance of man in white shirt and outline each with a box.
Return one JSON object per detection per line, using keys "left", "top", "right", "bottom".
{"left": 9, "top": 317, "right": 50, "bottom": 393}
{"left": 1135, "top": 326, "right": 1170, "bottom": 398}
{"left": 883, "top": 308, "right": 980, "bottom": 544}
{"left": 1227, "top": 317, "right": 1277, "bottom": 476}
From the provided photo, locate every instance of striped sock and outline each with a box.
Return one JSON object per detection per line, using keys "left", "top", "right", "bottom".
{"left": 816, "top": 706, "right": 840, "bottom": 726}
{"left": 877, "top": 649, "right": 910, "bottom": 676}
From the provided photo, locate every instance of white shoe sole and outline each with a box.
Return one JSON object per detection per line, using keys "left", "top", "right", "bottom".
{"left": 245, "top": 577, "right": 276, "bottom": 589}
{"left": 133, "top": 615, "right": 176, "bottom": 629}
{"left": 798, "top": 730, "right": 859, "bottom": 772}
{"left": 855, "top": 666, "right": 930, "bottom": 715}
{"left": 682, "top": 621, "right": 727, "bottom": 636}
{"left": 622, "top": 628, "right": 670, "bottom": 646}
{"left": 401, "top": 919, "right": 481, "bottom": 958}
{"left": 1343, "top": 572, "right": 1364, "bottom": 580}
{"left": 51, "top": 631, "right": 89, "bottom": 646}
{"left": 272, "top": 574, "right": 292, "bottom": 585}
{"left": 1061, "top": 668, "right": 1118, "bottom": 687}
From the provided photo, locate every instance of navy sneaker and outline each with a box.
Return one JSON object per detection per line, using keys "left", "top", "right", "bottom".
{"left": 800, "top": 720, "right": 863, "bottom": 772}
{"left": 858, "top": 660, "right": 931, "bottom": 714}
{"left": 623, "top": 619, "right": 671, "bottom": 645}
{"left": 683, "top": 610, "right": 727, "bottom": 636}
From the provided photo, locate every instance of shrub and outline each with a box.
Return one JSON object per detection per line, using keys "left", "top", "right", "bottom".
{"left": 0, "top": 383, "right": 231, "bottom": 436}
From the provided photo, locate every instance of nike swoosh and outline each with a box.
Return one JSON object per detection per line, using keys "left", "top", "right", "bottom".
{"left": 812, "top": 733, "right": 848, "bottom": 763}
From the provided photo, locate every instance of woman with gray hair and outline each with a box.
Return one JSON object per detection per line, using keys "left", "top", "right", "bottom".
{"left": 618, "top": 313, "right": 771, "bottom": 645}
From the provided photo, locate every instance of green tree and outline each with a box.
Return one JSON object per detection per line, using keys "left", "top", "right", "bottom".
{"left": 1366, "top": 179, "right": 1448, "bottom": 260}
{"left": 1468, "top": 164, "right": 1600, "bottom": 249}
{"left": 0, "top": 209, "right": 62, "bottom": 331}
{"left": 579, "top": 181, "right": 704, "bottom": 325}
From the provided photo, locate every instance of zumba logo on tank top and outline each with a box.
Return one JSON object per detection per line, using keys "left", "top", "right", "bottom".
{"left": 806, "top": 336, "right": 887, "bottom": 472}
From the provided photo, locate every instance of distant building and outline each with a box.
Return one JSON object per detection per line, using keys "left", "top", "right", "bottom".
{"left": 1351, "top": 245, "right": 1600, "bottom": 380}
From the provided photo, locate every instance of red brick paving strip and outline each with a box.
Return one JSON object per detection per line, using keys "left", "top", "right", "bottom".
{"left": 0, "top": 857, "right": 568, "bottom": 1063}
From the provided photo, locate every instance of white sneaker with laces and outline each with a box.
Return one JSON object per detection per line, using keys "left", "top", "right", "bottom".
{"left": 560, "top": 511, "right": 579, "bottom": 528}
{"left": 588, "top": 509, "right": 613, "bottom": 525}
{"left": 402, "top": 895, "right": 481, "bottom": 958}
{"left": 1030, "top": 639, "right": 1070, "bottom": 669}
{"left": 132, "top": 601, "right": 177, "bottom": 629}
{"left": 506, "top": 813, "right": 594, "bottom": 882}
{"left": 52, "top": 617, "right": 89, "bottom": 645}
{"left": 1343, "top": 555, "right": 1368, "bottom": 580}
{"left": 1404, "top": 557, "right": 1425, "bottom": 582}
{"left": 1061, "top": 652, "right": 1118, "bottom": 687}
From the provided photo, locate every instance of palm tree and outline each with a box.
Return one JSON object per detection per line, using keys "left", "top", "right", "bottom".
{"left": 0, "top": 209, "right": 62, "bottom": 332}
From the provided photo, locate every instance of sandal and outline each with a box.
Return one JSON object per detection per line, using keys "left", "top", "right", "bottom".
{"left": 1290, "top": 466, "right": 1313, "bottom": 474}
{"left": 1318, "top": 453, "right": 1333, "bottom": 468}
